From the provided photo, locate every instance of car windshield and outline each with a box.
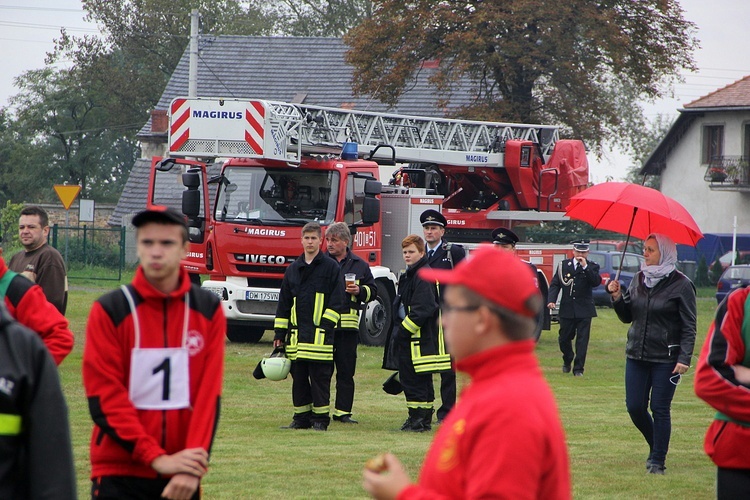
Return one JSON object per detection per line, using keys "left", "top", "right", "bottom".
{"left": 215, "top": 167, "right": 339, "bottom": 225}
{"left": 723, "top": 267, "right": 750, "bottom": 280}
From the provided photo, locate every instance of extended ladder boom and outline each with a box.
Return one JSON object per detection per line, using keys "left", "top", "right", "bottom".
{"left": 168, "top": 97, "right": 560, "bottom": 166}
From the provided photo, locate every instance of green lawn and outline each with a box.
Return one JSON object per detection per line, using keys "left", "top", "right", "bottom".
{"left": 60, "top": 286, "right": 720, "bottom": 499}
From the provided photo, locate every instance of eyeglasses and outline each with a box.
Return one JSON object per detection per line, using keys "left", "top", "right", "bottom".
{"left": 442, "top": 304, "right": 480, "bottom": 314}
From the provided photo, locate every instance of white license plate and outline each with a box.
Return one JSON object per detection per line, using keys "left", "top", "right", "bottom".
{"left": 246, "top": 291, "right": 279, "bottom": 301}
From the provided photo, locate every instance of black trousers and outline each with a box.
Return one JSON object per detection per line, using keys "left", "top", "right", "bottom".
{"left": 558, "top": 317, "right": 592, "bottom": 373}
{"left": 717, "top": 467, "right": 750, "bottom": 499}
{"left": 397, "top": 339, "right": 434, "bottom": 408}
{"left": 92, "top": 476, "right": 200, "bottom": 499}
{"left": 333, "top": 329, "right": 358, "bottom": 415}
{"left": 436, "top": 368, "right": 456, "bottom": 421}
{"left": 290, "top": 359, "right": 334, "bottom": 424}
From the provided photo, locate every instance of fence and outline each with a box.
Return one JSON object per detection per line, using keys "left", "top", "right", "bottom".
{"left": 50, "top": 224, "right": 127, "bottom": 281}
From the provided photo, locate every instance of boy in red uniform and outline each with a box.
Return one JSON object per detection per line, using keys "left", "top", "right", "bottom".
{"left": 363, "top": 247, "right": 571, "bottom": 500}
{"left": 83, "top": 207, "right": 225, "bottom": 499}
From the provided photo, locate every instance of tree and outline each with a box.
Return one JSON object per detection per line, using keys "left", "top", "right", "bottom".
{"left": 344, "top": 0, "right": 697, "bottom": 155}
{"left": 272, "top": 0, "right": 374, "bottom": 36}
{"left": 624, "top": 113, "right": 674, "bottom": 189}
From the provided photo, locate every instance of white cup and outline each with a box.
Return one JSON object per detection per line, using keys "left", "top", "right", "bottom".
{"left": 345, "top": 273, "right": 356, "bottom": 286}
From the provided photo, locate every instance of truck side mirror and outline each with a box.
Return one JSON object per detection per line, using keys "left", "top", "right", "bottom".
{"left": 182, "top": 170, "right": 202, "bottom": 218}
{"left": 361, "top": 197, "right": 380, "bottom": 224}
{"left": 364, "top": 179, "right": 382, "bottom": 195}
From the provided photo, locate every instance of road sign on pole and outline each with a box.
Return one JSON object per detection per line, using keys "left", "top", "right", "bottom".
{"left": 54, "top": 185, "right": 82, "bottom": 210}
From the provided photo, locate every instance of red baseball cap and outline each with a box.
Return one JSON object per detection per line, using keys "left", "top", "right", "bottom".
{"left": 419, "top": 246, "right": 539, "bottom": 317}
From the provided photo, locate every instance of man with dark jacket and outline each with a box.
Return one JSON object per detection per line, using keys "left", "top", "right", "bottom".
{"left": 421, "top": 209, "right": 465, "bottom": 423}
{"left": 324, "top": 222, "right": 377, "bottom": 424}
{"left": 547, "top": 240, "right": 601, "bottom": 376}
{"left": 274, "top": 222, "right": 348, "bottom": 431}
{"left": 0, "top": 302, "right": 76, "bottom": 499}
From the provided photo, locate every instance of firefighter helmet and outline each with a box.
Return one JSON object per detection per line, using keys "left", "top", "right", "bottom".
{"left": 261, "top": 351, "right": 291, "bottom": 381}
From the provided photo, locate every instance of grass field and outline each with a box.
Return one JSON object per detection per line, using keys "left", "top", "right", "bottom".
{"left": 60, "top": 284, "right": 721, "bottom": 499}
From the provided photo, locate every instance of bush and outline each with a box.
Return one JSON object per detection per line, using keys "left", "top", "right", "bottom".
{"left": 709, "top": 259, "right": 724, "bottom": 285}
{"left": 0, "top": 201, "right": 22, "bottom": 247}
{"left": 55, "top": 234, "right": 121, "bottom": 267}
{"left": 694, "top": 256, "right": 710, "bottom": 287}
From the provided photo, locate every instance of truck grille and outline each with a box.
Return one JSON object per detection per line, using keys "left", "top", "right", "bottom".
{"left": 236, "top": 300, "right": 278, "bottom": 315}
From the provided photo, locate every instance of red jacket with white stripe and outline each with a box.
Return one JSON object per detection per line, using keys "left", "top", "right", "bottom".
{"left": 0, "top": 256, "right": 72, "bottom": 365}
{"left": 83, "top": 267, "right": 225, "bottom": 479}
{"left": 695, "top": 287, "right": 750, "bottom": 469}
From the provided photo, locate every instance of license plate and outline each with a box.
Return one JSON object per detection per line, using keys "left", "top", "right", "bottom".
{"left": 246, "top": 291, "right": 279, "bottom": 301}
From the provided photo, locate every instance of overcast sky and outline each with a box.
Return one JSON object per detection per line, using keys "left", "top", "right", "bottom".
{"left": 2, "top": 0, "right": 750, "bottom": 182}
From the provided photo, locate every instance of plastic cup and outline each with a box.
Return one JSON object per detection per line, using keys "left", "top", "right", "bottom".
{"left": 345, "top": 273, "right": 356, "bottom": 286}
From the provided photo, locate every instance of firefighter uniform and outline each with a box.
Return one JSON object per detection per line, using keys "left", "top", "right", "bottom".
{"left": 326, "top": 248, "right": 376, "bottom": 423}
{"left": 424, "top": 223, "right": 466, "bottom": 423}
{"left": 391, "top": 255, "right": 448, "bottom": 431}
{"left": 274, "top": 251, "right": 347, "bottom": 429}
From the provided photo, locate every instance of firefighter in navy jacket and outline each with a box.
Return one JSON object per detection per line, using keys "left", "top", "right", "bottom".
{"left": 0, "top": 301, "right": 76, "bottom": 499}
{"left": 547, "top": 240, "right": 601, "bottom": 376}
{"left": 386, "top": 234, "right": 448, "bottom": 432}
{"left": 83, "top": 208, "right": 225, "bottom": 500}
{"left": 274, "top": 222, "right": 348, "bottom": 431}
{"left": 421, "top": 209, "right": 465, "bottom": 423}
{"left": 324, "top": 222, "right": 376, "bottom": 424}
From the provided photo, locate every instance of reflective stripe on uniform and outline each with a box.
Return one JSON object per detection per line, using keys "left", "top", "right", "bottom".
{"left": 406, "top": 401, "right": 434, "bottom": 409}
{"left": 402, "top": 316, "right": 420, "bottom": 335}
{"left": 274, "top": 317, "right": 289, "bottom": 330}
{"left": 0, "top": 413, "right": 22, "bottom": 435}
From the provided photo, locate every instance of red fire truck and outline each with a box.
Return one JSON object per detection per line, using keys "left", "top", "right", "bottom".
{"left": 147, "top": 98, "right": 587, "bottom": 344}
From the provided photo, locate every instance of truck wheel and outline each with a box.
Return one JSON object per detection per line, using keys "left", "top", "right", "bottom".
{"left": 226, "top": 323, "right": 266, "bottom": 343}
{"left": 359, "top": 281, "right": 393, "bottom": 346}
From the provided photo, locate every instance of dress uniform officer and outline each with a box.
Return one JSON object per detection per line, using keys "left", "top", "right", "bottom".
{"left": 421, "top": 209, "right": 465, "bottom": 423}
{"left": 491, "top": 227, "right": 549, "bottom": 341}
{"left": 546, "top": 240, "right": 601, "bottom": 376}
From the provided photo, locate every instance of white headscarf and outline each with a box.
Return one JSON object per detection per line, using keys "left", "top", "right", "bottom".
{"left": 640, "top": 233, "right": 677, "bottom": 288}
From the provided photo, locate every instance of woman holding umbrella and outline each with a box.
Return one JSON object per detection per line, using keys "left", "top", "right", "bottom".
{"left": 607, "top": 233, "right": 697, "bottom": 475}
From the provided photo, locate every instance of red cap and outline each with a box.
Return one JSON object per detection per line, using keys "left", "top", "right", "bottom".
{"left": 419, "top": 246, "right": 539, "bottom": 317}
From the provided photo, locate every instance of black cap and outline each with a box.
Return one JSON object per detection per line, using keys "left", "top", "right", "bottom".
{"left": 132, "top": 207, "right": 187, "bottom": 229}
{"left": 420, "top": 209, "right": 446, "bottom": 227}
{"left": 491, "top": 227, "right": 519, "bottom": 246}
{"left": 572, "top": 239, "right": 590, "bottom": 251}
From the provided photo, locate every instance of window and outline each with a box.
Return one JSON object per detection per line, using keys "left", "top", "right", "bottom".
{"left": 343, "top": 173, "right": 373, "bottom": 225}
{"left": 703, "top": 125, "right": 724, "bottom": 164}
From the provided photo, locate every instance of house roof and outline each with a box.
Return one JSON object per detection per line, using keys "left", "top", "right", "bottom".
{"left": 137, "top": 36, "right": 477, "bottom": 138}
{"left": 641, "top": 75, "right": 750, "bottom": 175}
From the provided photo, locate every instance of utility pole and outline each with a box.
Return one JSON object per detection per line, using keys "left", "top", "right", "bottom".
{"left": 189, "top": 9, "right": 199, "bottom": 98}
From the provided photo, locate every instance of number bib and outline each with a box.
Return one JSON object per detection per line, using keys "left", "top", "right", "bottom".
{"left": 129, "top": 347, "right": 190, "bottom": 410}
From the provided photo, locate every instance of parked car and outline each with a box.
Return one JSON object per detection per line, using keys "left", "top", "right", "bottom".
{"left": 586, "top": 251, "right": 645, "bottom": 306}
{"left": 589, "top": 239, "right": 642, "bottom": 255}
{"left": 715, "top": 265, "right": 750, "bottom": 304}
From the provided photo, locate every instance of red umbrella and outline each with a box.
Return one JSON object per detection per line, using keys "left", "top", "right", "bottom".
{"left": 565, "top": 182, "right": 703, "bottom": 246}
{"left": 565, "top": 182, "right": 703, "bottom": 280}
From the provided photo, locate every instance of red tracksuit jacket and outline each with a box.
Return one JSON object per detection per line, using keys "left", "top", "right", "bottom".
{"left": 695, "top": 287, "right": 750, "bottom": 469}
{"left": 399, "top": 341, "right": 571, "bottom": 500}
{"left": 83, "top": 267, "right": 225, "bottom": 479}
{"left": 0, "top": 257, "right": 72, "bottom": 365}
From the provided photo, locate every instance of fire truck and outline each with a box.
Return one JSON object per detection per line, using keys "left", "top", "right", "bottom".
{"left": 147, "top": 97, "right": 588, "bottom": 344}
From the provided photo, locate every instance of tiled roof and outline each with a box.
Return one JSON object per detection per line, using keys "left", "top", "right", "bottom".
{"left": 684, "top": 75, "right": 750, "bottom": 109}
{"left": 137, "top": 36, "right": 478, "bottom": 137}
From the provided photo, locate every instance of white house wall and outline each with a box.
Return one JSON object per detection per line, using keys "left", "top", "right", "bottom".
{"left": 660, "top": 110, "right": 750, "bottom": 234}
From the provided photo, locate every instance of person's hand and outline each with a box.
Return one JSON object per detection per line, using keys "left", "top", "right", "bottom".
{"left": 607, "top": 280, "right": 621, "bottom": 300}
{"left": 346, "top": 283, "right": 360, "bottom": 296}
{"left": 151, "top": 448, "right": 208, "bottom": 478}
{"left": 20, "top": 270, "right": 36, "bottom": 282}
{"left": 733, "top": 364, "right": 750, "bottom": 385}
{"left": 546, "top": 302, "right": 556, "bottom": 310}
{"left": 273, "top": 339, "right": 284, "bottom": 348}
{"left": 575, "top": 256, "right": 587, "bottom": 268}
{"left": 161, "top": 473, "right": 201, "bottom": 500}
{"left": 673, "top": 363, "right": 689, "bottom": 375}
{"left": 362, "top": 453, "right": 411, "bottom": 500}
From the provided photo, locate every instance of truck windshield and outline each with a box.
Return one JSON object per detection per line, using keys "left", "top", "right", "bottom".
{"left": 215, "top": 167, "right": 340, "bottom": 225}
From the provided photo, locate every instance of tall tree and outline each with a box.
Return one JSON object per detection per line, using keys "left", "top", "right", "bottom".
{"left": 344, "top": 0, "right": 698, "bottom": 155}
{"left": 272, "top": 0, "right": 374, "bottom": 36}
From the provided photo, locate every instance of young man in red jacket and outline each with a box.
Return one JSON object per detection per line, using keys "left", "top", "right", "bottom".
{"left": 83, "top": 207, "right": 225, "bottom": 500}
{"left": 363, "top": 247, "right": 571, "bottom": 500}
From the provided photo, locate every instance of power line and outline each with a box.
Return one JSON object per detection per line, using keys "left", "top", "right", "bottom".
{"left": 0, "top": 20, "right": 99, "bottom": 33}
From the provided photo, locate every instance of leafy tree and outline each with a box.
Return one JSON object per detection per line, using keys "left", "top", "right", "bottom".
{"left": 624, "top": 113, "right": 674, "bottom": 188}
{"left": 344, "top": 0, "right": 697, "bottom": 155}
{"left": 694, "top": 256, "right": 710, "bottom": 287}
{"left": 272, "top": 0, "right": 374, "bottom": 36}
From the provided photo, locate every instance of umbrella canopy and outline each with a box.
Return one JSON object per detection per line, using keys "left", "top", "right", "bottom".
{"left": 565, "top": 182, "right": 703, "bottom": 247}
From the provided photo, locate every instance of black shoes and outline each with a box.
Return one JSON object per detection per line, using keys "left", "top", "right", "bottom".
{"left": 647, "top": 463, "right": 665, "bottom": 475}
{"left": 312, "top": 422, "right": 328, "bottom": 431}
{"left": 574, "top": 372, "right": 583, "bottom": 377}
{"left": 332, "top": 415, "right": 358, "bottom": 424}
{"left": 562, "top": 365, "right": 571, "bottom": 373}
{"left": 281, "top": 420, "right": 312, "bottom": 430}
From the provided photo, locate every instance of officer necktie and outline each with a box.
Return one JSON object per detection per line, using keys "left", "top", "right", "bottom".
{"left": 428, "top": 249, "right": 434, "bottom": 260}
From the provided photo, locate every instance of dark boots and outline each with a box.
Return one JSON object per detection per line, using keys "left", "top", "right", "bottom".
{"left": 400, "top": 408, "right": 433, "bottom": 432}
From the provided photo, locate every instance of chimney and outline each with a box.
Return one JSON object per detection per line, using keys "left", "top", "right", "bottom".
{"left": 151, "top": 110, "right": 168, "bottom": 134}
